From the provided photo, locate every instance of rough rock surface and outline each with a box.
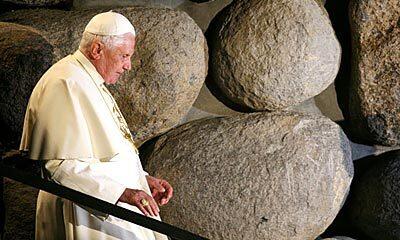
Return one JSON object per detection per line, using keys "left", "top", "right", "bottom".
{"left": 349, "top": 0, "right": 400, "bottom": 146}
{"left": 0, "top": 22, "right": 54, "bottom": 148}
{"left": 2, "top": 0, "right": 70, "bottom": 6}
{"left": 3, "top": 178, "right": 37, "bottom": 240}
{"left": 348, "top": 150, "right": 400, "bottom": 240}
{"left": 207, "top": 0, "right": 340, "bottom": 111}
{"left": 73, "top": 0, "right": 184, "bottom": 10}
{"left": 0, "top": 7, "right": 207, "bottom": 145}
{"left": 146, "top": 112, "right": 353, "bottom": 240}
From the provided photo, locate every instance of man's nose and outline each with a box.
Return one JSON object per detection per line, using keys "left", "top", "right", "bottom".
{"left": 123, "top": 60, "right": 131, "bottom": 71}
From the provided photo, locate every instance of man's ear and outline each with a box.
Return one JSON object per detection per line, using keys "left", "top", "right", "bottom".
{"left": 90, "top": 41, "right": 104, "bottom": 60}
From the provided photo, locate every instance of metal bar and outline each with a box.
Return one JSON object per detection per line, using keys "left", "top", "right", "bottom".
{"left": 0, "top": 162, "right": 208, "bottom": 240}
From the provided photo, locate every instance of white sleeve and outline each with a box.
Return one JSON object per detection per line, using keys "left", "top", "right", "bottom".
{"left": 45, "top": 159, "right": 126, "bottom": 205}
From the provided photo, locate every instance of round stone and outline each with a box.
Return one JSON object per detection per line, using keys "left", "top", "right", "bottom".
{"left": 349, "top": 150, "right": 400, "bottom": 240}
{"left": 207, "top": 0, "right": 340, "bottom": 111}
{"left": 0, "top": 7, "right": 207, "bottom": 145}
{"left": 146, "top": 112, "right": 353, "bottom": 240}
{"left": 349, "top": 0, "right": 400, "bottom": 146}
{"left": 3, "top": 178, "right": 38, "bottom": 239}
{"left": 1, "top": 0, "right": 70, "bottom": 6}
{"left": 0, "top": 22, "right": 54, "bottom": 148}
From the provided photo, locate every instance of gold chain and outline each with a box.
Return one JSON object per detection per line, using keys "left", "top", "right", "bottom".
{"left": 100, "top": 84, "right": 139, "bottom": 154}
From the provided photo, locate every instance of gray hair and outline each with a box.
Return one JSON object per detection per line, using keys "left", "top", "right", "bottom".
{"left": 79, "top": 31, "right": 129, "bottom": 51}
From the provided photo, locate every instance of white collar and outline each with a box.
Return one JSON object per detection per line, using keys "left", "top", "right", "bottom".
{"left": 73, "top": 50, "right": 105, "bottom": 86}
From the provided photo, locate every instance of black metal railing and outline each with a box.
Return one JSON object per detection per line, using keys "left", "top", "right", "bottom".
{"left": 0, "top": 151, "right": 208, "bottom": 240}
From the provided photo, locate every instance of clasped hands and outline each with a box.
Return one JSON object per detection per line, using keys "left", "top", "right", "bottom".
{"left": 118, "top": 175, "right": 173, "bottom": 217}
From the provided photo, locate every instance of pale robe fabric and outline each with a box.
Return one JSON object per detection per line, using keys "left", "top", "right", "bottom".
{"left": 20, "top": 50, "right": 168, "bottom": 240}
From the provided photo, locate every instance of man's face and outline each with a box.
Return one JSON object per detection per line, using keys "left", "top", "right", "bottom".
{"left": 97, "top": 33, "right": 136, "bottom": 84}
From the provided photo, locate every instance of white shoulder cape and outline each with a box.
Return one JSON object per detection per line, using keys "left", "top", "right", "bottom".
{"left": 20, "top": 52, "right": 126, "bottom": 161}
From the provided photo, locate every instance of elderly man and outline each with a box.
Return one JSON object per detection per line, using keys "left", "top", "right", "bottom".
{"left": 19, "top": 12, "right": 172, "bottom": 240}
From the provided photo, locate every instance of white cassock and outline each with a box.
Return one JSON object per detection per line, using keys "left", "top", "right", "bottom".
{"left": 20, "top": 50, "right": 168, "bottom": 240}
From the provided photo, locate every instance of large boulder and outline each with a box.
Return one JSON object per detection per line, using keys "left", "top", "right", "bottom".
{"left": 0, "top": 8, "right": 207, "bottom": 145}
{"left": 1, "top": 0, "right": 70, "bottom": 6}
{"left": 3, "top": 178, "right": 38, "bottom": 240}
{"left": 73, "top": 0, "right": 183, "bottom": 10}
{"left": 349, "top": 0, "right": 400, "bottom": 146}
{"left": 348, "top": 150, "right": 400, "bottom": 239}
{"left": 0, "top": 22, "right": 54, "bottom": 148}
{"left": 207, "top": 0, "right": 340, "bottom": 111}
{"left": 146, "top": 112, "right": 353, "bottom": 240}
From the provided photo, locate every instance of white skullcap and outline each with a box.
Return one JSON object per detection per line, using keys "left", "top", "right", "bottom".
{"left": 84, "top": 11, "right": 136, "bottom": 36}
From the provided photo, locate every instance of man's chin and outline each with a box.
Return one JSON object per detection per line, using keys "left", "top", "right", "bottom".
{"left": 105, "top": 77, "right": 119, "bottom": 85}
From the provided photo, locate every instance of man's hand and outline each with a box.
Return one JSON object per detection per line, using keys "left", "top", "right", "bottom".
{"left": 146, "top": 175, "right": 173, "bottom": 206}
{"left": 118, "top": 188, "right": 159, "bottom": 217}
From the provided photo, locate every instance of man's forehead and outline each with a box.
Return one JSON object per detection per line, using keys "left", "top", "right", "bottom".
{"left": 115, "top": 35, "right": 136, "bottom": 54}
{"left": 124, "top": 32, "right": 136, "bottom": 42}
